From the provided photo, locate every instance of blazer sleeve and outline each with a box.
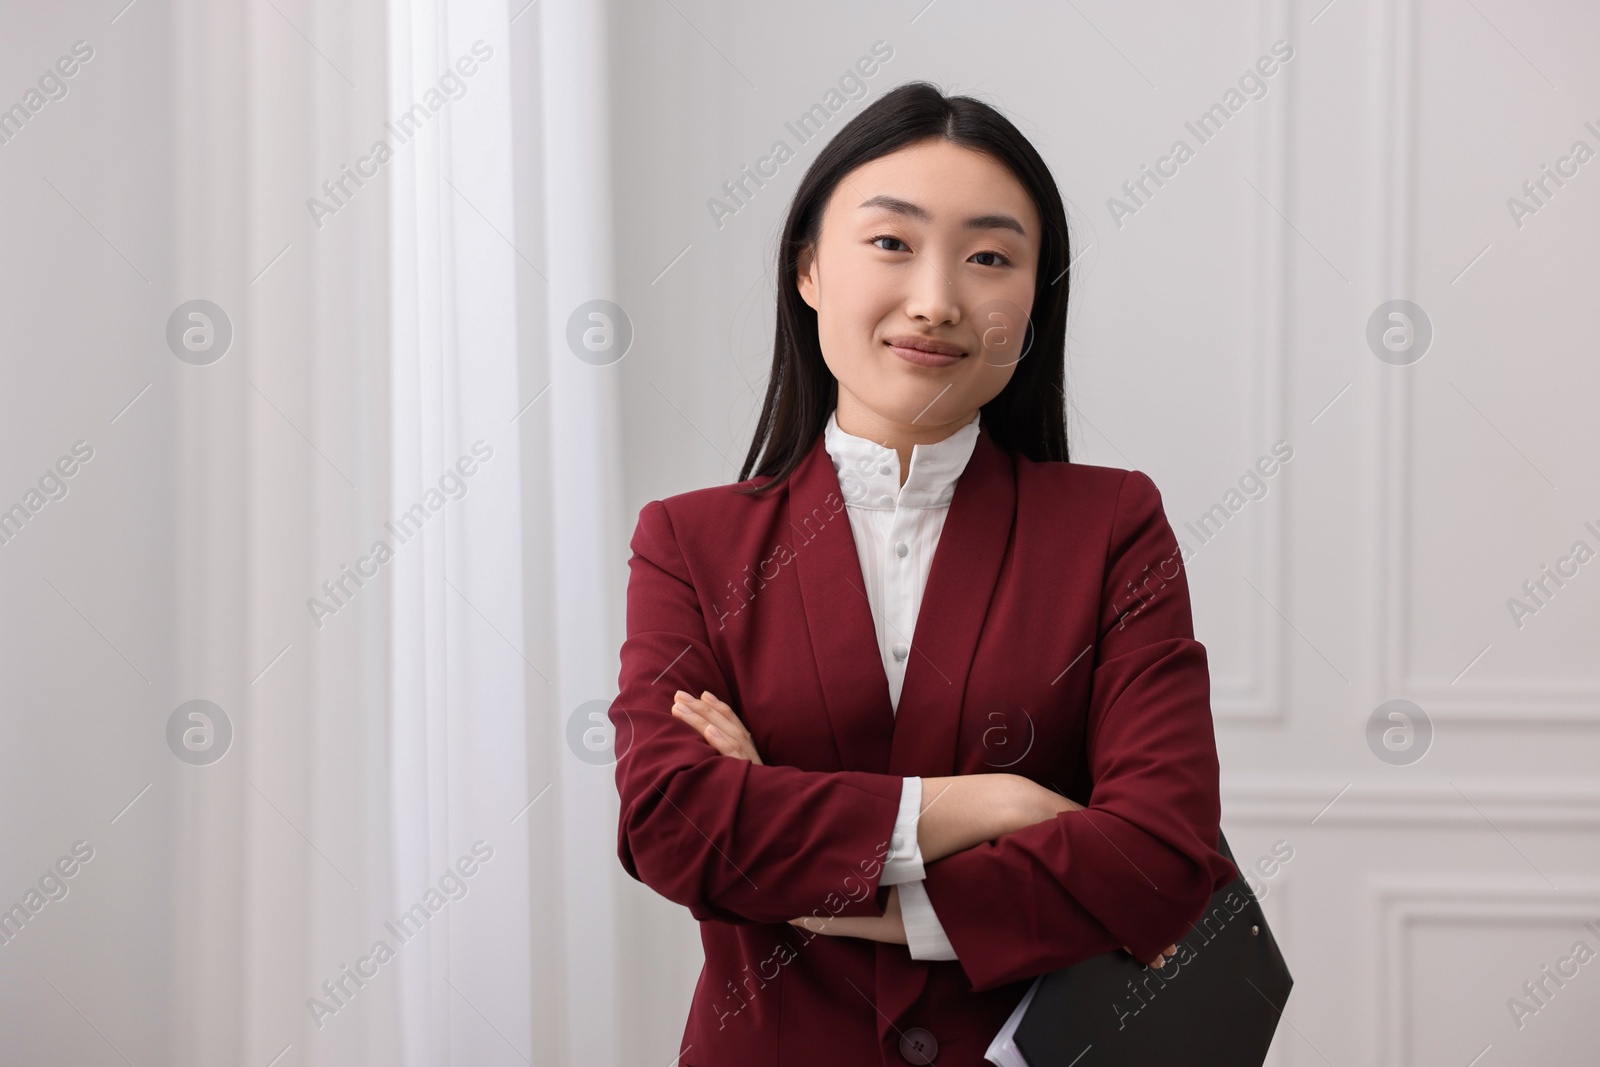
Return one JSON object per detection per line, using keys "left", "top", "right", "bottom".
{"left": 609, "top": 499, "right": 909, "bottom": 925}
{"left": 920, "top": 470, "right": 1239, "bottom": 992}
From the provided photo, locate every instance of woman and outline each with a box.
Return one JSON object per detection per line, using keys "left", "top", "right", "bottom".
{"left": 608, "top": 81, "right": 1237, "bottom": 1066}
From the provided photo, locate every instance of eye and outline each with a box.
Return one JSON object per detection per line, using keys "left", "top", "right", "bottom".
{"left": 869, "top": 235, "right": 1012, "bottom": 267}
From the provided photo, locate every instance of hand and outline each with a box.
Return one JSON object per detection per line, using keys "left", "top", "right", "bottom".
{"left": 671, "top": 690, "right": 764, "bottom": 765}
{"left": 1130, "top": 942, "right": 1178, "bottom": 969}
{"left": 788, "top": 884, "right": 908, "bottom": 945}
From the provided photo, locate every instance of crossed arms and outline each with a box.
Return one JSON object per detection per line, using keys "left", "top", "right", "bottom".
{"left": 610, "top": 472, "right": 1235, "bottom": 993}
{"left": 670, "top": 688, "right": 1178, "bottom": 971}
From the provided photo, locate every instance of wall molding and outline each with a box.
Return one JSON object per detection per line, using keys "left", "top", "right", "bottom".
{"left": 1371, "top": 876, "right": 1600, "bottom": 1066}
{"left": 1210, "top": 0, "right": 1296, "bottom": 725}
{"left": 1371, "top": 0, "right": 1599, "bottom": 725}
{"left": 1222, "top": 778, "right": 1600, "bottom": 827}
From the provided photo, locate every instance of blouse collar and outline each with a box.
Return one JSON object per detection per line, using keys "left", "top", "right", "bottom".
{"left": 823, "top": 407, "right": 982, "bottom": 511}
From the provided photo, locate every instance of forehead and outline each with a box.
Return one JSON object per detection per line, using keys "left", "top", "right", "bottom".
{"left": 827, "top": 139, "right": 1040, "bottom": 237}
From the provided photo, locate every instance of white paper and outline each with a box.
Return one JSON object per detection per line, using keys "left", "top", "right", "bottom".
{"left": 983, "top": 975, "right": 1042, "bottom": 1067}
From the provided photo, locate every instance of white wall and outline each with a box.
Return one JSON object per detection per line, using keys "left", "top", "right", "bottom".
{"left": 606, "top": 1, "right": 1600, "bottom": 1064}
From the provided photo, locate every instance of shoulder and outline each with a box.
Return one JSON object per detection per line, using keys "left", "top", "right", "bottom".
{"left": 629, "top": 474, "right": 784, "bottom": 563}
{"left": 640, "top": 474, "right": 779, "bottom": 526}
{"left": 1010, "top": 457, "right": 1178, "bottom": 569}
{"left": 1013, "top": 454, "right": 1166, "bottom": 513}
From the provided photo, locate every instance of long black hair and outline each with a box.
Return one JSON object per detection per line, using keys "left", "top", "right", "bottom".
{"left": 736, "top": 80, "right": 1074, "bottom": 496}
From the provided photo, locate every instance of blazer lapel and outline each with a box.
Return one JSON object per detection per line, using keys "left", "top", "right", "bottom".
{"left": 789, "top": 421, "right": 1016, "bottom": 778}
{"left": 789, "top": 422, "right": 1017, "bottom": 777}
{"left": 888, "top": 424, "right": 1015, "bottom": 779}
{"left": 789, "top": 431, "right": 898, "bottom": 773}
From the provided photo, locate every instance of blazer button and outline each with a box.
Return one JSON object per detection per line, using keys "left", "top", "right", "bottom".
{"left": 898, "top": 1026, "right": 938, "bottom": 1064}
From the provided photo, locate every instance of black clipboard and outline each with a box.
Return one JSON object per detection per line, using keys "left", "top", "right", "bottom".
{"left": 1003, "top": 830, "right": 1293, "bottom": 1066}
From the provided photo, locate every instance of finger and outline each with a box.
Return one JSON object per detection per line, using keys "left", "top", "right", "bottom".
{"left": 669, "top": 700, "right": 710, "bottom": 735}
{"left": 709, "top": 725, "right": 759, "bottom": 764}
{"left": 671, "top": 696, "right": 726, "bottom": 737}
{"left": 1148, "top": 945, "right": 1177, "bottom": 968}
{"left": 699, "top": 693, "right": 756, "bottom": 754}
{"left": 702, "top": 693, "right": 764, "bottom": 764}
{"left": 703, "top": 723, "right": 742, "bottom": 758}
{"left": 683, "top": 691, "right": 748, "bottom": 746}
{"left": 1126, "top": 946, "right": 1170, "bottom": 969}
{"left": 677, "top": 693, "right": 762, "bottom": 763}
{"left": 672, "top": 704, "right": 754, "bottom": 762}
{"left": 671, "top": 702, "right": 735, "bottom": 754}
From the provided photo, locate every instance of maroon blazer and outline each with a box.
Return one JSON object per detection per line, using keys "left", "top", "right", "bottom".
{"left": 609, "top": 419, "right": 1237, "bottom": 1067}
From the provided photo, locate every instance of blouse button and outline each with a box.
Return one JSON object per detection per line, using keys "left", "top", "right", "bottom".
{"left": 879, "top": 464, "right": 892, "bottom": 475}
{"left": 895, "top": 542, "right": 909, "bottom": 558}
{"left": 878, "top": 494, "right": 893, "bottom": 506}
{"left": 898, "top": 1027, "right": 938, "bottom": 1063}
{"left": 892, "top": 644, "right": 908, "bottom": 662}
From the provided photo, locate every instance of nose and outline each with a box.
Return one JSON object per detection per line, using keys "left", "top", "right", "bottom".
{"left": 902, "top": 253, "right": 961, "bottom": 327}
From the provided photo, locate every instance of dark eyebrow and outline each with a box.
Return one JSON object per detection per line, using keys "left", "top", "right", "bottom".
{"left": 857, "top": 194, "right": 1027, "bottom": 236}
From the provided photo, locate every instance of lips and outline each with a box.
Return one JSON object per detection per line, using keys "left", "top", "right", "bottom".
{"left": 884, "top": 335, "right": 965, "bottom": 356}
{"left": 884, "top": 335, "right": 967, "bottom": 368}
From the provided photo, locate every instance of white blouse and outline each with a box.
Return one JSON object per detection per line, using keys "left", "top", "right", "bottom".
{"left": 823, "top": 405, "right": 983, "bottom": 962}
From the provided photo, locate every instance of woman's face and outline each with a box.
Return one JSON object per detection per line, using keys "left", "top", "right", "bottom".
{"left": 797, "top": 137, "right": 1042, "bottom": 435}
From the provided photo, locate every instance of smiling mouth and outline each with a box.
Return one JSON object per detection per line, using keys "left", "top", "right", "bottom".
{"left": 884, "top": 333, "right": 968, "bottom": 367}
{"left": 885, "top": 339, "right": 967, "bottom": 366}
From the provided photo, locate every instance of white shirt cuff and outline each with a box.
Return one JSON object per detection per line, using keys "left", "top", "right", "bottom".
{"left": 878, "top": 776, "right": 925, "bottom": 886}
{"left": 899, "top": 878, "right": 958, "bottom": 960}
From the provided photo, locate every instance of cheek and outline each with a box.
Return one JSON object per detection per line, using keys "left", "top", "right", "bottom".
{"left": 819, "top": 272, "right": 890, "bottom": 332}
{"left": 816, "top": 290, "right": 896, "bottom": 371}
{"left": 972, "top": 292, "right": 1035, "bottom": 363}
